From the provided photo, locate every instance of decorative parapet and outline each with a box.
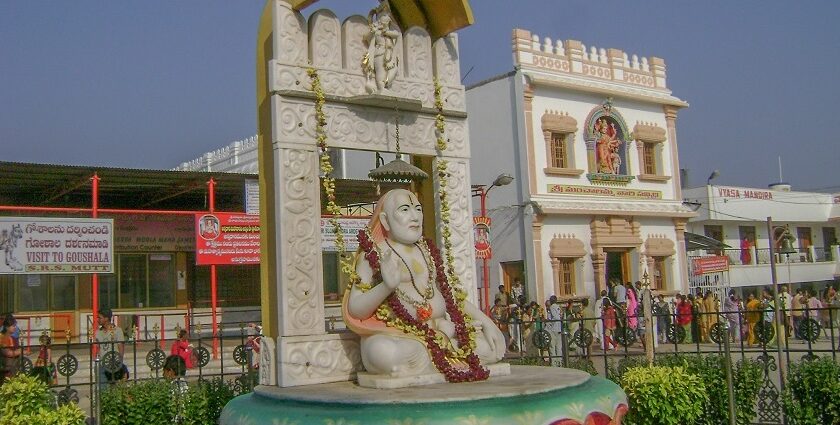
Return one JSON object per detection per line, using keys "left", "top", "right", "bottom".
{"left": 549, "top": 234, "right": 586, "bottom": 258}
{"left": 268, "top": 5, "right": 466, "bottom": 114}
{"left": 175, "top": 135, "right": 258, "bottom": 173}
{"left": 512, "top": 28, "right": 668, "bottom": 91}
{"left": 633, "top": 121, "right": 667, "bottom": 143}
{"left": 644, "top": 234, "right": 676, "bottom": 256}
{"left": 541, "top": 110, "right": 578, "bottom": 133}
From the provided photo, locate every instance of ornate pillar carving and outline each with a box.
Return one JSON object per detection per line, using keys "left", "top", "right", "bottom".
{"left": 591, "top": 247, "right": 607, "bottom": 295}
{"left": 434, "top": 158, "right": 478, "bottom": 303}
{"left": 532, "top": 214, "right": 546, "bottom": 303}
{"left": 523, "top": 82, "right": 538, "bottom": 195}
{"left": 550, "top": 257, "right": 560, "bottom": 297}
{"left": 274, "top": 145, "right": 324, "bottom": 336}
{"left": 673, "top": 218, "right": 689, "bottom": 293}
{"left": 664, "top": 105, "right": 683, "bottom": 199}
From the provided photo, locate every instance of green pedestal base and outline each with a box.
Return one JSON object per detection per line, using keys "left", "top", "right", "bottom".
{"left": 220, "top": 366, "right": 627, "bottom": 425}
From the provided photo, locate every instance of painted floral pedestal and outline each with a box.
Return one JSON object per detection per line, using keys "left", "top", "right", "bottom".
{"left": 220, "top": 366, "right": 627, "bottom": 425}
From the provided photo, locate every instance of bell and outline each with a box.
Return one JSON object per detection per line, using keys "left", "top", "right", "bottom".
{"left": 779, "top": 234, "right": 796, "bottom": 255}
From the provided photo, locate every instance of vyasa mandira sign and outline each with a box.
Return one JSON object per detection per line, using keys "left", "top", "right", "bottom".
{"left": 0, "top": 217, "right": 114, "bottom": 274}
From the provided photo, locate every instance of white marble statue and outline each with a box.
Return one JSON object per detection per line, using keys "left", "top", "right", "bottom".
{"left": 362, "top": 2, "right": 400, "bottom": 94}
{"left": 343, "top": 189, "right": 505, "bottom": 381}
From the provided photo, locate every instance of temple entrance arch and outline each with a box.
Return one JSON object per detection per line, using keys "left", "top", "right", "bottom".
{"left": 590, "top": 216, "right": 642, "bottom": 294}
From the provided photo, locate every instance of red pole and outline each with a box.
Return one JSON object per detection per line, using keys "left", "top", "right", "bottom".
{"left": 479, "top": 188, "right": 491, "bottom": 315}
{"left": 208, "top": 178, "right": 219, "bottom": 358}
{"left": 91, "top": 174, "right": 100, "bottom": 355}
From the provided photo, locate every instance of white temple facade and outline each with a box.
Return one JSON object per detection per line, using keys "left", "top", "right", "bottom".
{"left": 465, "top": 29, "right": 696, "bottom": 305}
{"left": 682, "top": 184, "right": 840, "bottom": 293}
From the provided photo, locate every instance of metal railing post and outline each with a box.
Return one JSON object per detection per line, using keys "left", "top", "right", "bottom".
{"left": 93, "top": 357, "right": 101, "bottom": 424}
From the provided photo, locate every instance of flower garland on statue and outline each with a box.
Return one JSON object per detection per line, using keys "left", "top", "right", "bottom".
{"left": 307, "top": 67, "right": 357, "bottom": 281}
{"left": 358, "top": 229, "right": 489, "bottom": 382}
{"left": 307, "top": 67, "right": 487, "bottom": 382}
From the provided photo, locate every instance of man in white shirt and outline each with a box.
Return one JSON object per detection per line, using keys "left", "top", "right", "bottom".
{"left": 780, "top": 285, "right": 793, "bottom": 338}
{"left": 614, "top": 281, "right": 627, "bottom": 306}
{"left": 545, "top": 295, "right": 564, "bottom": 366}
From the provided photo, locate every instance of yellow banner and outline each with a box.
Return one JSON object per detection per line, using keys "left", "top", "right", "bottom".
{"left": 547, "top": 184, "right": 662, "bottom": 199}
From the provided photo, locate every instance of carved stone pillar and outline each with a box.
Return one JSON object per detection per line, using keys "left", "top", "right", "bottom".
{"left": 523, "top": 82, "right": 537, "bottom": 194}
{"left": 585, "top": 140, "right": 596, "bottom": 173}
{"left": 532, "top": 214, "right": 546, "bottom": 303}
{"left": 550, "top": 257, "right": 560, "bottom": 297}
{"left": 591, "top": 247, "right": 607, "bottom": 295}
{"left": 434, "top": 158, "right": 478, "bottom": 303}
{"left": 673, "top": 218, "right": 689, "bottom": 293}
{"left": 664, "top": 105, "right": 683, "bottom": 199}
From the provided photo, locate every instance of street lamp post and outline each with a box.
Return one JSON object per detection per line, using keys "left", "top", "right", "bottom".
{"left": 472, "top": 173, "right": 514, "bottom": 313}
{"left": 766, "top": 217, "right": 793, "bottom": 397}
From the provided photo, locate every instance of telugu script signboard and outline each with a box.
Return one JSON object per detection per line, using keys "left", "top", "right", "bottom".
{"left": 691, "top": 256, "right": 729, "bottom": 276}
{"left": 321, "top": 217, "right": 369, "bottom": 252}
{"left": 195, "top": 213, "right": 260, "bottom": 265}
{"left": 111, "top": 214, "right": 194, "bottom": 252}
{"left": 547, "top": 184, "right": 662, "bottom": 200}
{"left": 0, "top": 217, "right": 114, "bottom": 274}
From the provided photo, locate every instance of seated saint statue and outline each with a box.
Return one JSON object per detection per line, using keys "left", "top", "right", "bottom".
{"left": 342, "top": 189, "right": 506, "bottom": 382}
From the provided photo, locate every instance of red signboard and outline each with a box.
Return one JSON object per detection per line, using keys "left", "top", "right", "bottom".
{"left": 474, "top": 216, "right": 491, "bottom": 259}
{"left": 195, "top": 213, "right": 260, "bottom": 265}
{"left": 692, "top": 256, "right": 729, "bottom": 275}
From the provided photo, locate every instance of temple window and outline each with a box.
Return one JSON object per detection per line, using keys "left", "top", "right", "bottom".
{"left": 541, "top": 110, "right": 583, "bottom": 176}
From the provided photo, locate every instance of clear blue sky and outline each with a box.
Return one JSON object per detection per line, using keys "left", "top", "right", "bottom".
{"left": 2, "top": 1, "right": 838, "bottom": 191}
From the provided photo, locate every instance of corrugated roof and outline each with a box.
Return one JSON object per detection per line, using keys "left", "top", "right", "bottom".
{"left": 0, "top": 161, "right": 403, "bottom": 213}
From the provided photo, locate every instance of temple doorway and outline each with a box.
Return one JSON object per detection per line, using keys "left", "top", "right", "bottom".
{"left": 605, "top": 250, "right": 630, "bottom": 286}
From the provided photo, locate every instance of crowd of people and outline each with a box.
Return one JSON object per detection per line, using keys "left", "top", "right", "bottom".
{"left": 488, "top": 281, "right": 840, "bottom": 362}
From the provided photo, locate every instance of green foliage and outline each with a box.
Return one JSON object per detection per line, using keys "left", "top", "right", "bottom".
{"left": 607, "top": 354, "right": 762, "bottom": 425}
{"left": 0, "top": 375, "right": 84, "bottom": 425}
{"left": 566, "top": 358, "right": 598, "bottom": 376}
{"left": 732, "top": 358, "right": 762, "bottom": 425}
{"left": 181, "top": 378, "right": 237, "bottom": 425}
{"left": 782, "top": 357, "right": 840, "bottom": 425}
{"left": 606, "top": 355, "right": 647, "bottom": 383}
{"left": 619, "top": 365, "right": 708, "bottom": 425}
{"left": 101, "top": 379, "right": 178, "bottom": 425}
{"left": 100, "top": 377, "right": 242, "bottom": 425}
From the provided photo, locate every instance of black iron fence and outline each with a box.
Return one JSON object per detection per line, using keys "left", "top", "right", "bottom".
{"left": 502, "top": 302, "right": 840, "bottom": 425}
{"left": 1, "top": 320, "right": 262, "bottom": 418}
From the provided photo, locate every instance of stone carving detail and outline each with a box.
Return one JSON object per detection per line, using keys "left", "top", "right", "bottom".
{"left": 362, "top": 3, "right": 401, "bottom": 93}
{"left": 278, "top": 148, "right": 323, "bottom": 335}
{"left": 434, "top": 159, "right": 478, "bottom": 302}
{"left": 308, "top": 10, "right": 341, "bottom": 69}
{"left": 271, "top": 63, "right": 466, "bottom": 110}
{"left": 279, "top": 335, "right": 362, "bottom": 386}
{"left": 403, "top": 27, "right": 432, "bottom": 80}
{"left": 541, "top": 110, "right": 578, "bottom": 133}
{"left": 274, "top": 2, "right": 307, "bottom": 65}
{"left": 644, "top": 234, "right": 676, "bottom": 257}
{"left": 433, "top": 35, "right": 460, "bottom": 85}
{"left": 275, "top": 100, "right": 469, "bottom": 158}
{"left": 341, "top": 15, "right": 368, "bottom": 71}
{"left": 633, "top": 122, "right": 667, "bottom": 143}
{"left": 259, "top": 336, "right": 277, "bottom": 386}
{"left": 549, "top": 234, "right": 586, "bottom": 258}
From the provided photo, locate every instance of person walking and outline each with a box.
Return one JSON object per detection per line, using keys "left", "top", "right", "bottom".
{"left": 723, "top": 290, "right": 740, "bottom": 343}
{"left": 745, "top": 293, "right": 762, "bottom": 346}
{"left": 676, "top": 295, "right": 694, "bottom": 344}
{"left": 0, "top": 315, "right": 22, "bottom": 384}
{"left": 791, "top": 288, "right": 804, "bottom": 340}
{"left": 545, "top": 296, "right": 564, "bottom": 365}
{"left": 95, "top": 309, "right": 126, "bottom": 387}
{"left": 655, "top": 294, "right": 671, "bottom": 344}
{"left": 780, "top": 286, "right": 793, "bottom": 338}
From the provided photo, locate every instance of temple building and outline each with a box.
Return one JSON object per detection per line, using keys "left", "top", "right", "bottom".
{"left": 682, "top": 183, "right": 840, "bottom": 295}
{"left": 465, "top": 29, "right": 696, "bottom": 304}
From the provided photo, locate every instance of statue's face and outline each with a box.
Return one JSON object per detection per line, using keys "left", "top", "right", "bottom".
{"left": 381, "top": 190, "right": 423, "bottom": 244}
